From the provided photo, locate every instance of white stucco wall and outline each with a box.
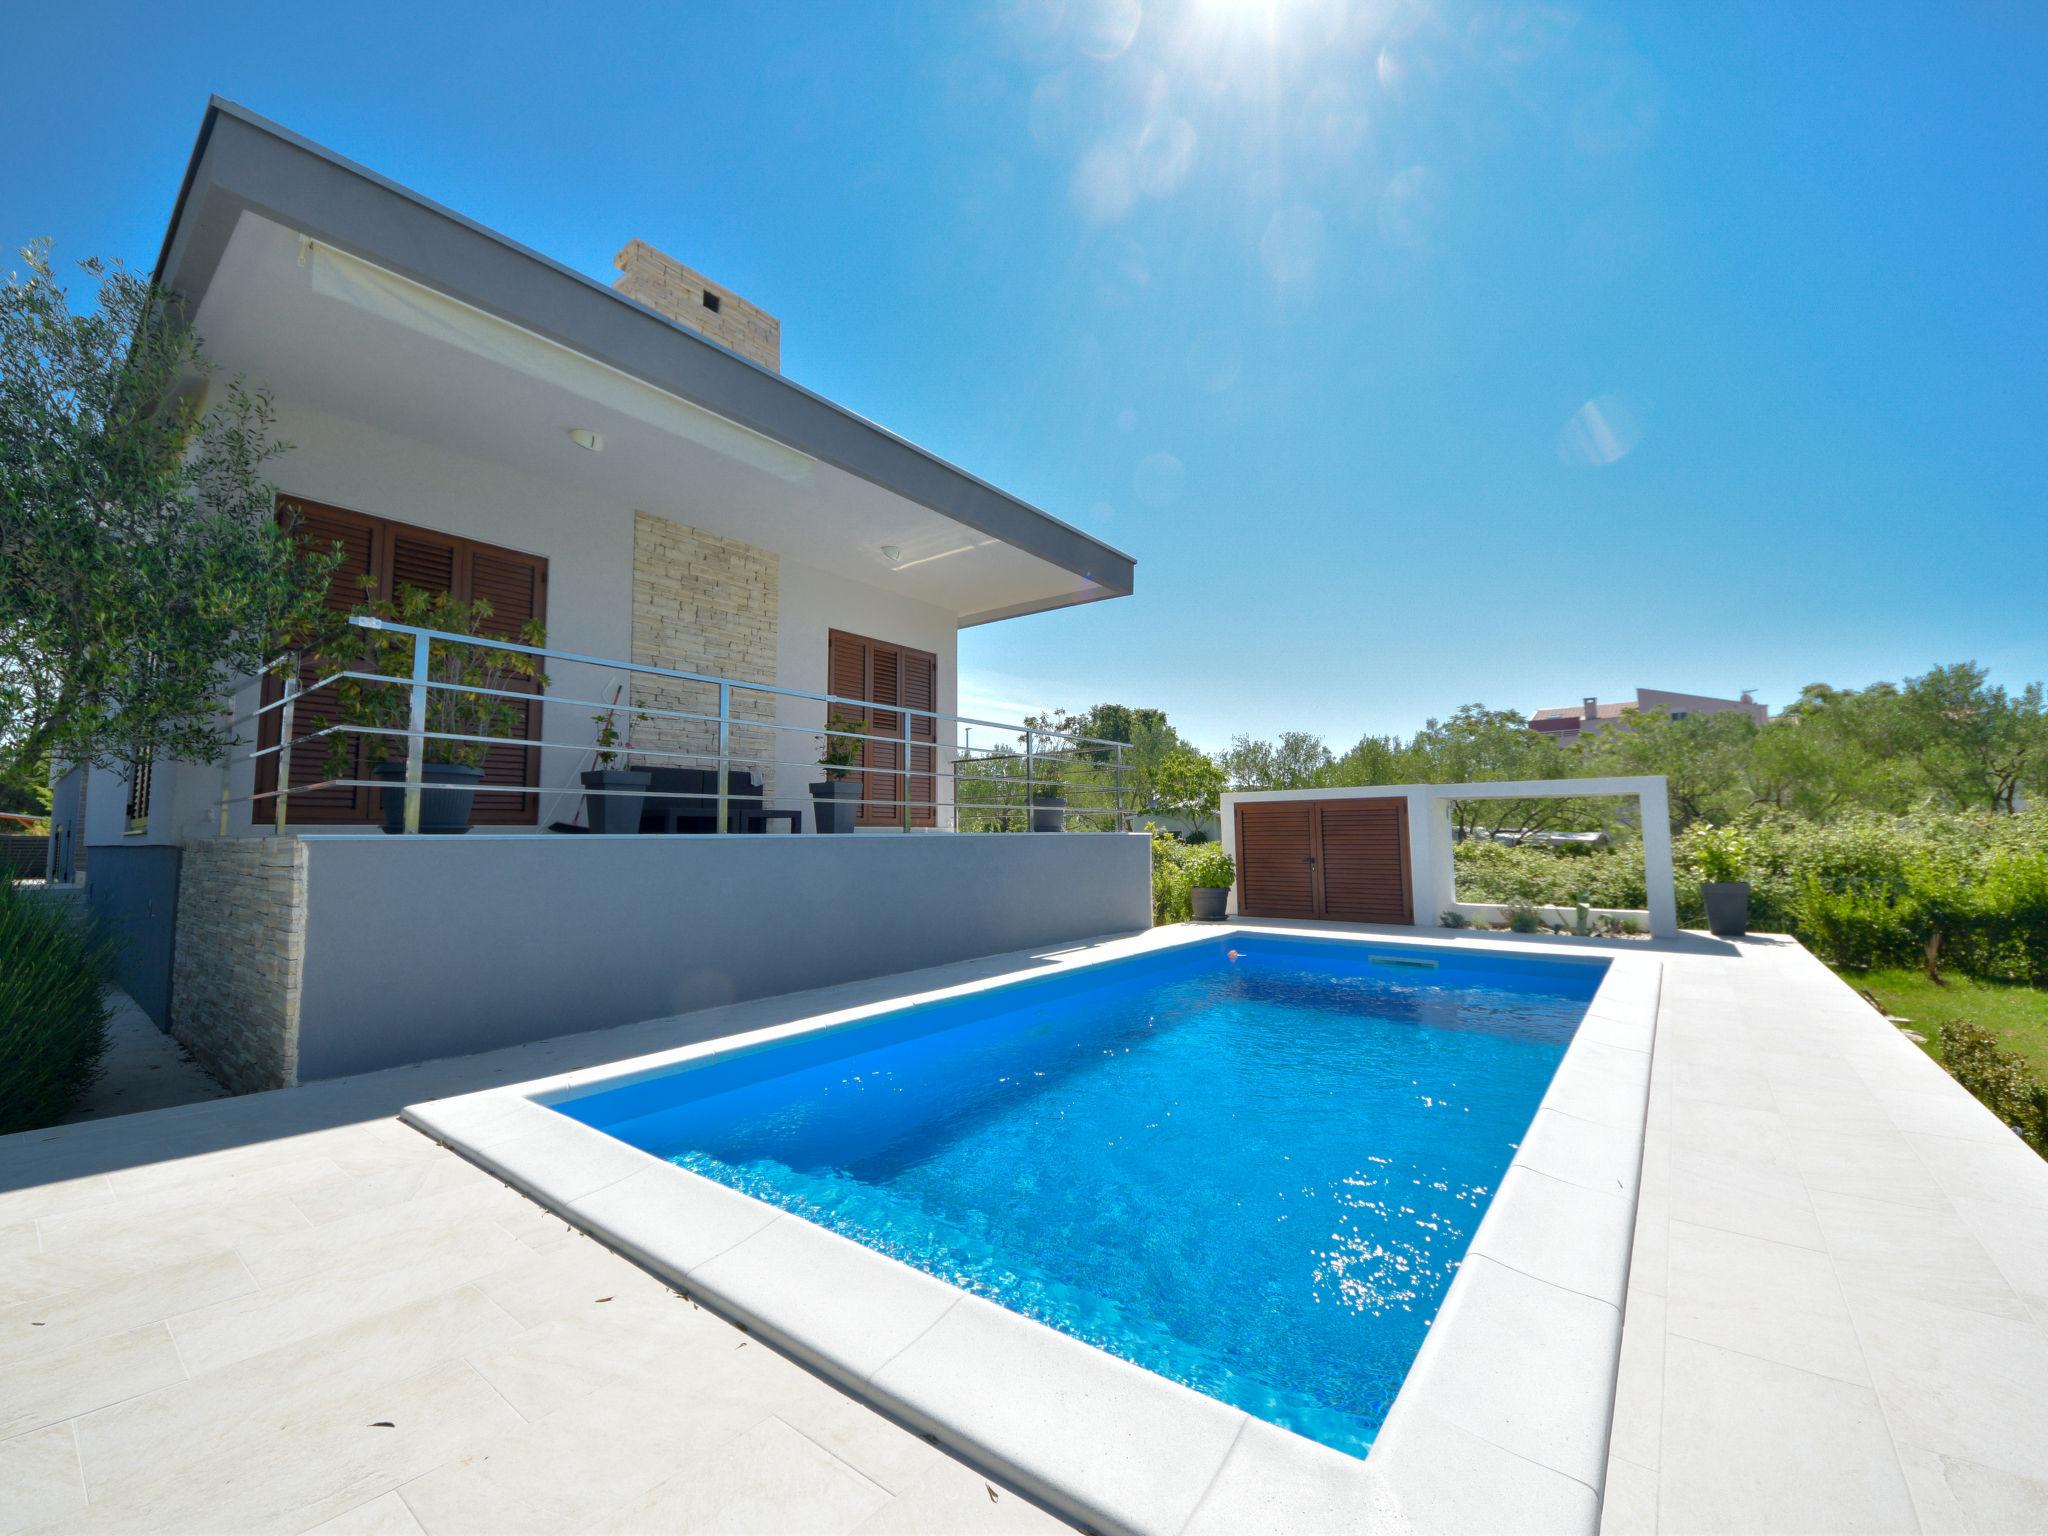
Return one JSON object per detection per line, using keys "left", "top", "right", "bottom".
{"left": 112, "top": 399, "right": 961, "bottom": 844}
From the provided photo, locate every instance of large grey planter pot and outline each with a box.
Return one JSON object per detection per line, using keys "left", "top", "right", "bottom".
{"left": 374, "top": 760, "right": 485, "bottom": 835}
{"left": 1702, "top": 881, "right": 1751, "bottom": 937}
{"left": 1190, "top": 887, "right": 1229, "bottom": 922}
{"left": 582, "top": 769, "right": 651, "bottom": 835}
{"left": 811, "top": 778, "right": 860, "bottom": 834}
{"left": 1031, "top": 798, "right": 1067, "bottom": 833}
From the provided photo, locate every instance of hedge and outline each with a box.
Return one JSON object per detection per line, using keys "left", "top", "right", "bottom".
{"left": 0, "top": 879, "right": 113, "bottom": 1135}
{"left": 1454, "top": 809, "right": 2048, "bottom": 983}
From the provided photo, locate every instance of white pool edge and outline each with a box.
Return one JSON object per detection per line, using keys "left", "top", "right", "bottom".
{"left": 404, "top": 924, "right": 1657, "bottom": 1536}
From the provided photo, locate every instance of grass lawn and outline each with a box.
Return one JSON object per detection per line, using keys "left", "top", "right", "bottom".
{"left": 1836, "top": 966, "right": 2048, "bottom": 1079}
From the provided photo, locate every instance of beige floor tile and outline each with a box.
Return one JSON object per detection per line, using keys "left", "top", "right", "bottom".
{"left": 303, "top": 1489, "right": 429, "bottom": 1535}
{"left": 399, "top": 1327, "right": 816, "bottom": 1534}
{"left": 850, "top": 1456, "right": 1070, "bottom": 1535}
{"left": 0, "top": 1423, "right": 85, "bottom": 1534}
{"left": 1657, "top": 1336, "right": 1915, "bottom": 1534}
{"left": 1666, "top": 1221, "right": 1869, "bottom": 1386}
{"left": 1896, "top": 1445, "right": 2048, "bottom": 1536}
{"left": 0, "top": 1322, "right": 185, "bottom": 1439}
{"left": 1597, "top": 1455, "right": 1657, "bottom": 1536}
{"left": 57, "top": 1359, "right": 524, "bottom": 1535}
{"left": 78, "top": 1284, "right": 522, "bottom": 1496}
{"left": 1809, "top": 1187, "right": 2030, "bottom": 1322}
{"left": 0, "top": 1173, "right": 115, "bottom": 1227}
{"left": 1846, "top": 1288, "right": 2048, "bottom": 1484}
{"left": 774, "top": 1388, "right": 950, "bottom": 1497}
{"left": 0, "top": 1249, "right": 253, "bottom": 1367}
{"left": 168, "top": 1213, "right": 530, "bottom": 1374}
{"left": 586, "top": 1416, "right": 891, "bottom": 1535}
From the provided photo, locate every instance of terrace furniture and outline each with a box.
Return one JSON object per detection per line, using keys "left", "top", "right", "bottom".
{"left": 638, "top": 768, "right": 766, "bottom": 835}
{"left": 739, "top": 808, "right": 803, "bottom": 835}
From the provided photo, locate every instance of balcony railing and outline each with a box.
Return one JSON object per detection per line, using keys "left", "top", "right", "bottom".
{"left": 217, "top": 617, "right": 1132, "bottom": 835}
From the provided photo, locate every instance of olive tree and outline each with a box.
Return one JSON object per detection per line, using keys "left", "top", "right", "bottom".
{"left": 0, "top": 242, "right": 333, "bottom": 783}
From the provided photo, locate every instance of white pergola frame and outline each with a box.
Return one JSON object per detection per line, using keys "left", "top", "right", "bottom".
{"left": 1219, "top": 774, "right": 1679, "bottom": 938}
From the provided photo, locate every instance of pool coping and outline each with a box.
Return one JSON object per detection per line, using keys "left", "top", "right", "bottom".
{"left": 404, "top": 923, "right": 1659, "bottom": 1535}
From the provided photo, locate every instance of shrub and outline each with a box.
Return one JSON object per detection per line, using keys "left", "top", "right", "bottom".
{"left": 1694, "top": 825, "right": 1749, "bottom": 884}
{"left": 1939, "top": 1019, "right": 2048, "bottom": 1154}
{"left": 0, "top": 879, "right": 113, "bottom": 1135}
{"left": 1505, "top": 901, "right": 1544, "bottom": 934}
{"left": 1439, "top": 909, "right": 1472, "bottom": 929}
{"left": 1183, "top": 846, "right": 1235, "bottom": 891}
{"left": 1151, "top": 832, "right": 1192, "bottom": 925}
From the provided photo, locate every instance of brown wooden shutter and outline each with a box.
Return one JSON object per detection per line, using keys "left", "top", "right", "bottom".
{"left": 257, "top": 500, "right": 380, "bottom": 822}
{"left": 1235, "top": 802, "right": 1318, "bottom": 918}
{"left": 258, "top": 496, "right": 546, "bottom": 827}
{"left": 466, "top": 550, "right": 546, "bottom": 825}
{"left": 829, "top": 629, "right": 938, "bottom": 828}
{"left": 1316, "top": 798, "right": 1413, "bottom": 924}
{"left": 900, "top": 649, "right": 937, "bottom": 827}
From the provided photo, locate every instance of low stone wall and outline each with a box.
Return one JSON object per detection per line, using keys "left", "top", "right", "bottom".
{"left": 169, "top": 838, "right": 307, "bottom": 1091}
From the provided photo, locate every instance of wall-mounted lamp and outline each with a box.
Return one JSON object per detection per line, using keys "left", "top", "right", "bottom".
{"left": 567, "top": 428, "right": 604, "bottom": 452}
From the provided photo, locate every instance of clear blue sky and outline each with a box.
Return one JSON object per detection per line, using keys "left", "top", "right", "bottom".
{"left": 6, "top": 0, "right": 2043, "bottom": 752}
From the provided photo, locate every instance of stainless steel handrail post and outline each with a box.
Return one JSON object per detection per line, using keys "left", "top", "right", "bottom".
{"left": 1114, "top": 741, "right": 1127, "bottom": 830}
{"left": 902, "top": 708, "right": 914, "bottom": 833}
{"left": 402, "top": 631, "right": 431, "bottom": 835}
{"left": 273, "top": 655, "right": 300, "bottom": 834}
{"left": 716, "top": 682, "right": 731, "bottom": 835}
{"left": 1023, "top": 728, "right": 1035, "bottom": 834}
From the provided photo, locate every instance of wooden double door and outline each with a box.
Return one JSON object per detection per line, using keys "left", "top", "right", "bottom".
{"left": 1234, "top": 797, "right": 1413, "bottom": 924}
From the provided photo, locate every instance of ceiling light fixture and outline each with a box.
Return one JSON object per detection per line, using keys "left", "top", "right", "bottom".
{"left": 567, "top": 427, "right": 603, "bottom": 452}
{"left": 880, "top": 545, "right": 903, "bottom": 564}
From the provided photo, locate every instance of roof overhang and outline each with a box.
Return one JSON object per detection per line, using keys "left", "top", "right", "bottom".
{"left": 152, "top": 98, "right": 1134, "bottom": 626}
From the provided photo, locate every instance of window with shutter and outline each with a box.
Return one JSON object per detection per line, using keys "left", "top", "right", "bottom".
{"left": 256, "top": 497, "right": 548, "bottom": 826}
{"left": 827, "top": 629, "right": 939, "bottom": 828}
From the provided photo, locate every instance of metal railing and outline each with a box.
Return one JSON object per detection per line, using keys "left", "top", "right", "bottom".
{"left": 217, "top": 617, "right": 1133, "bottom": 836}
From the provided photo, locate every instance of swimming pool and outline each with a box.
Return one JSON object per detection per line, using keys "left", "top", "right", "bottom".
{"left": 549, "top": 932, "right": 1606, "bottom": 1456}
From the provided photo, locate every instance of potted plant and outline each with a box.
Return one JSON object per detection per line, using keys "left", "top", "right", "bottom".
{"left": 1030, "top": 775, "right": 1067, "bottom": 833}
{"left": 1185, "top": 845, "right": 1235, "bottom": 921}
{"left": 811, "top": 710, "right": 866, "bottom": 834}
{"left": 312, "top": 584, "right": 547, "bottom": 835}
{"left": 1696, "top": 825, "right": 1751, "bottom": 937}
{"left": 582, "top": 694, "right": 651, "bottom": 835}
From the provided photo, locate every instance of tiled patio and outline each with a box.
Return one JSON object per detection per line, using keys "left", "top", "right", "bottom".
{"left": 3, "top": 930, "right": 2046, "bottom": 1534}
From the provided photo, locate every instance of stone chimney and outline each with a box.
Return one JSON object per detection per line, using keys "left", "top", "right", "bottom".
{"left": 612, "top": 239, "right": 780, "bottom": 372}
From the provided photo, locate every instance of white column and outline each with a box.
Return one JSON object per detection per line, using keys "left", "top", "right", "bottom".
{"left": 1638, "top": 778, "right": 1679, "bottom": 937}
{"left": 1422, "top": 790, "right": 1459, "bottom": 925}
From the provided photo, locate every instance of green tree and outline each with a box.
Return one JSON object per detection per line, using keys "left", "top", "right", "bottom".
{"left": 0, "top": 242, "right": 333, "bottom": 784}
{"left": 1896, "top": 663, "right": 2044, "bottom": 814}
{"left": 1220, "top": 730, "right": 1333, "bottom": 790}
{"left": 1151, "top": 746, "right": 1225, "bottom": 827}
{"left": 1578, "top": 706, "right": 1756, "bottom": 829}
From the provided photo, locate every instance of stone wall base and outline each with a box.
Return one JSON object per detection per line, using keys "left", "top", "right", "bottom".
{"left": 169, "top": 838, "right": 306, "bottom": 1091}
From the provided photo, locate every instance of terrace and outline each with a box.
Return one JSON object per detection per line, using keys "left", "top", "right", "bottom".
{"left": 5, "top": 917, "right": 2044, "bottom": 1533}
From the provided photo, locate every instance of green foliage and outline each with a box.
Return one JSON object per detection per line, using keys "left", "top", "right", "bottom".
{"left": 819, "top": 710, "right": 866, "bottom": 779}
{"left": 1, "top": 242, "right": 337, "bottom": 780}
{"left": 1151, "top": 831, "right": 1193, "bottom": 924}
{"left": 1939, "top": 1019, "right": 2048, "bottom": 1153}
{"left": 1453, "top": 839, "right": 1649, "bottom": 911}
{"left": 1694, "top": 825, "right": 1749, "bottom": 884}
{"left": 305, "top": 585, "right": 546, "bottom": 774}
{"left": 0, "top": 878, "right": 112, "bottom": 1134}
{"left": 1183, "top": 845, "right": 1235, "bottom": 891}
{"left": 1504, "top": 901, "right": 1544, "bottom": 933}
{"left": 1153, "top": 746, "right": 1225, "bottom": 825}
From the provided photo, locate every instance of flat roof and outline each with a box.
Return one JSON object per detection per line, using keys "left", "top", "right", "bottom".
{"left": 152, "top": 97, "right": 1134, "bottom": 617}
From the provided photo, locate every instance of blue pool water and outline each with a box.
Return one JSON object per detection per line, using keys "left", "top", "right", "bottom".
{"left": 553, "top": 935, "right": 1604, "bottom": 1456}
